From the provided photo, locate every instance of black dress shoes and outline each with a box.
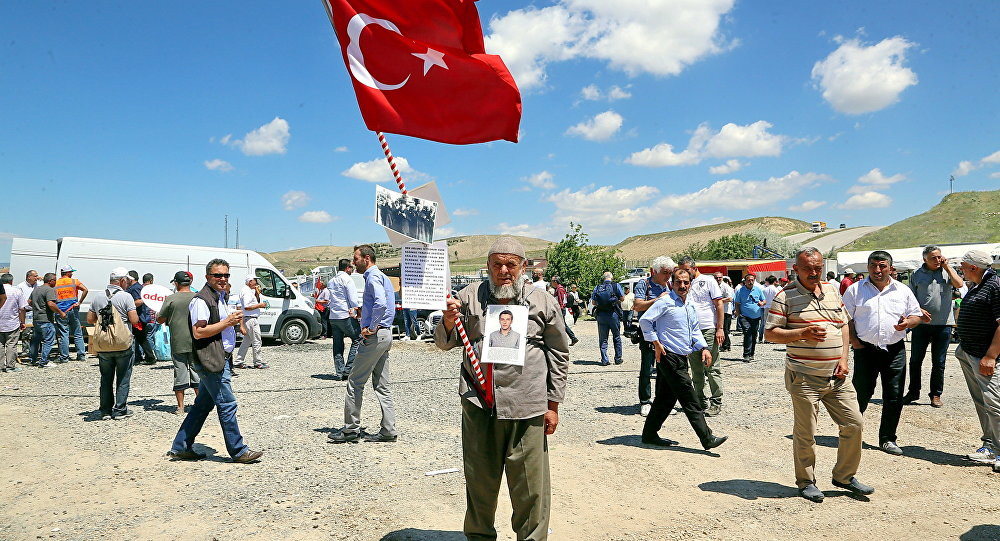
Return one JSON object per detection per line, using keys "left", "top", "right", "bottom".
{"left": 702, "top": 435, "right": 728, "bottom": 450}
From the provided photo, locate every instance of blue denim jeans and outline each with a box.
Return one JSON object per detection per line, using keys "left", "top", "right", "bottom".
{"left": 55, "top": 307, "right": 87, "bottom": 361}
{"left": 170, "top": 361, "right": 249, "bottom": 459}
{"left": 739, "top": 316, "right": 760, "bottom": 359}
{"left": 98, "top": 345, "right": 134, "bottom": 417}
{"left": 28, "top": 322, "right": 56, "bottom": 366}
{"left": 330, "top": 317, "right": 360, "bottom": 376}
{"left": 596, "top": 311, "right": 622, "bottom": 365}
{"left": 402, "top": 309, "right": 418, "bottom": 338}
{"left": 908, "top": 324, "right": 952, "bottom": 398}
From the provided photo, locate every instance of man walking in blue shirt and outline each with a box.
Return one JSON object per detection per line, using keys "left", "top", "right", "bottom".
{"left": 591, "top": 272, "right": 625, "bottom": 366}
{"left": 639, "top": 268, "right": 728, "bottom": 450}
{"left": 329, "top": 244, "right": 398, "bottom": 443}
{"left": 733, "top": 273, "right": 767, "bottom": 363}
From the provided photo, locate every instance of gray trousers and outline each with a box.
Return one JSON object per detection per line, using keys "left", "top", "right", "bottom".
{"left": 956, "top": 345, "right": 1000, "bottom": 449}
{"left": 343, "top": 328, "right": 396, "bottom": 436}
{"left": 0, "top": 329, "right": 20, "bottom": 370}
{"left": 462, "top": 400, "right": 550, "bottom": 541}
{"left": 235, "top": 317, "right": 263, "bottom": 366}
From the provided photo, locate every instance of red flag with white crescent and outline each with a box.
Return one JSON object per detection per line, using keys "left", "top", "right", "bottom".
{"left": 323, "top": 0, "right": 522, "bottom": 145}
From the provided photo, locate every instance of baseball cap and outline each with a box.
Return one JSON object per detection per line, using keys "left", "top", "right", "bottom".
{"left": 59, "top": 263, "right": 76, "bottom": 273}
{"left": 245, "top": 276, "right": 256, "bottom": 284}
{"left": 172, "top": 271, "right": 193, "bottom": 285}
{"left": 110, "top": 267, "right": 129, "bottom": 280}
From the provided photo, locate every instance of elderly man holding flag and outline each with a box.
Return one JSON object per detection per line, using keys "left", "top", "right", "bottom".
{"left": 436, "top": 237, "right": 569, "bottom": 541}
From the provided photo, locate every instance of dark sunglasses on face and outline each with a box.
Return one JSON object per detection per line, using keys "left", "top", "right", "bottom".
{"left": 209, "top": 273, "right": 231, "bottom": 278}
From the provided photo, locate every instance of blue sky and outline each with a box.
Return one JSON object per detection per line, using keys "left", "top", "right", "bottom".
{"left": 2, "top": 1, "right": 998, "bottom": 259}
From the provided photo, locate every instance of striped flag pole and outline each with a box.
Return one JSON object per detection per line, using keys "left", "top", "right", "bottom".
{"left": 374, "top": 131, "right": 486, "bottom": 387}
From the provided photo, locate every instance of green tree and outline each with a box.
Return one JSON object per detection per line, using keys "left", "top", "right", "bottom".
{"left": 545, "top": 223, "right": 626, "bottom": 293}
{"left": 675, "top": 230, "right": 801, "bottom": 261}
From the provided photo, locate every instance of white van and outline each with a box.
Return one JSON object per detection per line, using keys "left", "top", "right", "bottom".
{"left": 9, "top": 236, "right": 322, "bottom": 344}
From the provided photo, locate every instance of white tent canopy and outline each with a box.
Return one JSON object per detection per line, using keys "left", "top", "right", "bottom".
{"left": 837, "top": 243, "right": 1000, "bottom": 273}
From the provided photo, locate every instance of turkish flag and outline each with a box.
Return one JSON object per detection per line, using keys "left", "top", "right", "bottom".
{"left": 324, "top": 0, "right": 522, "bottom": 145}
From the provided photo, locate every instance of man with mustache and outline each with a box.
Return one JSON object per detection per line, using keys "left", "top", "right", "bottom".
{"left": 639, "top": 267, "right": 728, "bottom": 451}
{"left": 435, "top": 237, "right": 569, "bottom": 541}
{"left": 766, "top": 247, "right": 872, "bottom": 503}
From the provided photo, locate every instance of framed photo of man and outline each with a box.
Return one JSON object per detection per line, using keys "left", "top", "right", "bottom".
{"left": 481, "top": 305, "right": 528, "bottom": 366}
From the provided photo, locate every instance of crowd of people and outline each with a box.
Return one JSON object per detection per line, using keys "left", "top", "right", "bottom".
{"left": 1, "top": 238, "right": 998, "bottom": 539}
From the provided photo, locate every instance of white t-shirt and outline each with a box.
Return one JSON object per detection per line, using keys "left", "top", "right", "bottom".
{"left": 687, "top": 273, "right": 723, "bottom": 330}
{"left": 239, "top": 286, "right": 261, "bottom": 317}
{"left": 0, "top": 286, "right": 29, "bottom": 332}
{"left": 719, "top": 282, "right": 735, "bottom": 315}
{"left": 763, "top": 284, "right": 782, "bottom": 308}
{"left": 532, "top": 280, "right": 549, "bottom": 290}
{"left": 189, "top": 293, "right": 236, "bottom": 353}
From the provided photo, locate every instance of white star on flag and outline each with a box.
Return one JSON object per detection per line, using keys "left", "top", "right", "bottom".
{"left": 412, "top": 48, "right": 448, "bottom": 75}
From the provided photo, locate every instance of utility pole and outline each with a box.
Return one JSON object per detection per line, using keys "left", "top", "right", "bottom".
{"left": 949, "top": 175, "right": 955, "bottom": 194}
{"left": 224, "top": 214, "right": 228, "bottom": 248}
{"left": 236, "top": 218, "right": 240, "bottom": 249}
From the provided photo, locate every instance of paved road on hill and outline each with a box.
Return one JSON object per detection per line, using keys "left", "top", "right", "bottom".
{"left": 784, "top": 225, "right": 885, "bottom": 252}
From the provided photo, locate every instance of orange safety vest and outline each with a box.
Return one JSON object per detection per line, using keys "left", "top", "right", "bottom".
{"left": 54, "top": 277, "right": 81, "bottom": 310}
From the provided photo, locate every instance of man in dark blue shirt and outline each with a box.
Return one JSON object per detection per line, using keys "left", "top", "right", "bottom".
{"left": 592, "top": 272, "right": 625, "bottom": 367}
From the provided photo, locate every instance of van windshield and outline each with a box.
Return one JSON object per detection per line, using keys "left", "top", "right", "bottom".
{"left": 255, "top": 269, "right": 290, "bottom": 298}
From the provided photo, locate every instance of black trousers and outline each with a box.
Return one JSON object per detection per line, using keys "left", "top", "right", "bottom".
{"left": 642, "top": 350, "right": 713, "bottom": 445}
{"left": 853, "top": 339, "right": 906, "bottom": 444}
{"left": 638, "top": 339, "right": 655, "bottom": 404}
{"left": 721, "top": 313, "right": 733, "bottom": 350}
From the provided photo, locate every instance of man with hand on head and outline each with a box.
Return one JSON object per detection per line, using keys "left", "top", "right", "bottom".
{"left": 766, "top": 247, "right": 870, "bottom": 503}
{"left": 167, "top": 258, "right": 262, "bottom": 464}
{"left": 843, "top": 251, "right": 927, "bottom": 456}
{"left": 639, "top": 267, "right": 728, "bottom": 451}
{"left": 435, "top": 237, "right": 569, "bottom": 541}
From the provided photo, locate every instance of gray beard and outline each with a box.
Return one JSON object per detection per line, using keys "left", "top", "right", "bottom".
{"left": 489, "top": 273, "right": 523, "bottom": 301}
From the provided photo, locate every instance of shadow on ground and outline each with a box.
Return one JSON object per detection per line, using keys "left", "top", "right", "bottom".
{"left": 595, "top": 404, "right": 639, "bottom": 416}
{"left": 782, "top": 435, "right": 980, "bottom": 467}
{"left": 596, "top": 434, "right": 720, "bottom": 456}
{"left": 380, "top": 528, "right": 465, "bottom": 540}
{"left": 961, "top": 525, "right": 1000, "bottom": 540}
{"left": 699, "top": 479, "right": 869, "bottom": 502}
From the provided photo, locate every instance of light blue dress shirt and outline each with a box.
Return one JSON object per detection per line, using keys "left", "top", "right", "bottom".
{"left": 328, "top": 271, "right": 361, "bottom": 319}
{"left": 361, "top": 265, "right": 396, "bottom": 330}
{"left": 639, "top": 291, "right": 708, "bottom": 355}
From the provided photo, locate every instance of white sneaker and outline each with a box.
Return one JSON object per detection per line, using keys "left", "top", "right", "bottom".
{"left": 640, "top": 403, "right": 652, "bottom": 417}
{"left": 401, "top": 336, "right": 411, "bottom": 341}
{"left": 967, "top": 446, "right": 997, "bottom": 464}
{"left": 994, "top": 459, "right": 1000, "bottom": 473}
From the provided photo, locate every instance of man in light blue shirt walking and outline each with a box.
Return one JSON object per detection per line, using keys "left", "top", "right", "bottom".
{"left": 329, "top": 244, "right": 398, "bottom": 443}
{"left": 639, "top": 268, "right": 728, "bottom": 451}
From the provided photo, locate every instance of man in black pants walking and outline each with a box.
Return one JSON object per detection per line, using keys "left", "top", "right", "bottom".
{"left": 638, "top": 268, "right": 728, "bottom": 451}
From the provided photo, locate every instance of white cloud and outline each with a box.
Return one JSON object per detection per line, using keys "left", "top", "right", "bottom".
{"left": 537, "top": 171, "right": 826, "bottom": 235}
{"left": 838, "top": 191, "right": 892, "bottom": 209}
{"left": 857, "top": 167, "right": 906, "bottom": 187}
{"left": 981, "top": 150, "right": 1000, "bottom": 164}
{"left": 708, "top": 159, "right": 745, "bottom": 175}
{"left": 334, "top": 146, "right": 349, "bottom": 152}
{"left": 703, "top": 121, "right": 783, "bottom": 158}
{"left": 281, "top": 190, "right": 310, "bottom": 211}
{"left": 497, "top": 222, "right": 559, "bottom": 239}
{"left": 580, "top": 84, "right": 601, "bottom": 100}
{"left": 523, "top": 171, "right": 557, "bottom": 191}
{"left": 341, "top": 156, "right": 426, "bottom": 183}
{"left": 453, "top": 208, "right": 479, "bottom": 217}
{"left": 298, "top": 210, "right": 336, "bottom": 223}
{"left": 566, "top": 110, "right": 623, "bottom": 141}
{"left": 790, "top": 200, "right": 827, "bottom": 212}
{"left": 952, "top": 160, "right": 977, "bottom": 177}
{"left": 811, "top": 36, "right": 918, "bottom": 114}
{"left": 434, "top": 226, "right": 458, "bottom": 238}
{"left": 628, "top": 121, "right": 785, "bottom": 167}
{"left": 228, "top": 117, "right": 290, "bottom": 156}
{"left": 203, "top": 159, "right": 233, "bottom": 172}
{"left": 485, "top": 1, "right": 736, "bottom": 91}
{"left": 607, "top": 85, "right": 632, "bottom": 100}
{"left": 991, "top": 172, "right": 1000, "bottom": 179}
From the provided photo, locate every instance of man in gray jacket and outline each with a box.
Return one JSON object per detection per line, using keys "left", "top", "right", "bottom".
{"left": 435, "top": 237, "right": 569, "bottom": 541}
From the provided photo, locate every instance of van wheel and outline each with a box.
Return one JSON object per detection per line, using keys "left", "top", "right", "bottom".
{"left": 279, "top": 319, "right": 308, "bottom": 345}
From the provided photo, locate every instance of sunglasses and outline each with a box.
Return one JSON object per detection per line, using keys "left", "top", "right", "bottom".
{"left": 209, "top": 273, "right": 231, "bottom": 278}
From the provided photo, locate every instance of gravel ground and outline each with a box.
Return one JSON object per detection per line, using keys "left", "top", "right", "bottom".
{"left": 2, "top": 320, "right": 999, "bottom": 540}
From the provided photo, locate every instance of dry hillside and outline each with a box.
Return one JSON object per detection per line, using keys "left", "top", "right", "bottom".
{"left": 614, "top": 216, "right": 810, "bottom": 261}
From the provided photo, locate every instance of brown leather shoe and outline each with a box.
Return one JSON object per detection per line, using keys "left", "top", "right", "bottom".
{"left": 232, "top": 449, "right": 264, "bottom": 463}
{"left": 931, "top": 396, "right": 943, "bottom": 408}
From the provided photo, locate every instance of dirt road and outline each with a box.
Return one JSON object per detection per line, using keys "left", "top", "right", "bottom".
{"left": 2, "top": 320, "right": 997, "bottom": 540}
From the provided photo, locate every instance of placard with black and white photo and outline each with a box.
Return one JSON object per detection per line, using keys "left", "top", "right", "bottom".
{"left": 374, "top": 185, "right": 438, "bottom": 244}
{"left": 481, "top": 304, "right": 528, "bottom": 366}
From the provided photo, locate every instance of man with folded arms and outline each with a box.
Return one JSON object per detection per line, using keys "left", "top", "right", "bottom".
{"left": 765, "top": 247, "right": 871, "bottom": 503}
{"left": 954, "top": 250, "right": 1000, "bottom": 472}
{"left": 842, "top": 251, "right": 927, "bottom": 456}
{"left": 639, "top": 268, "right": 728, "bottom": 451}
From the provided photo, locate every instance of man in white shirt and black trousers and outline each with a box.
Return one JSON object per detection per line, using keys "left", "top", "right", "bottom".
{"left": 235, "top": 276, "right": 268, "bottom": 369}
{"left": 843, "top": 250, "right": 928, "bottom": 456}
